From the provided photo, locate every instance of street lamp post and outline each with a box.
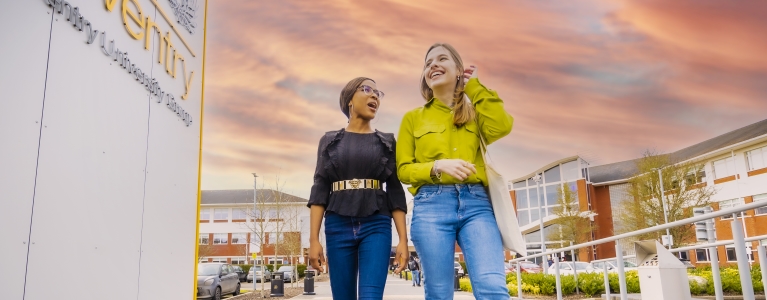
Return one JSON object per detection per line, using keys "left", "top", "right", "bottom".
{"left": 657, "top": 169, "right": 672, "bottom": 249}
{"left": 533, "top": 174, "right": 547, "bottom": 274}
{"left": 252, "top": 173, "right": 261, "bottom": 294}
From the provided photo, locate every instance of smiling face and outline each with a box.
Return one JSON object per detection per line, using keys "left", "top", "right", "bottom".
{"left": 348, "top": 79, "right": 380, "bottom": 121}
{"left": 423, "top": 46, "right": 461, "bottom": 94}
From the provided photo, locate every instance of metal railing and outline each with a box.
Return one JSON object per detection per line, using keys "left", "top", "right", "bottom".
{"left": 509, "top": 200, "right": 767, "bottom": 300}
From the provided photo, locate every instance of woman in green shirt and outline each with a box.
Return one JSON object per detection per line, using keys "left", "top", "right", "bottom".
{"left": 397, "top": 43, "right": 513, "bottom": 299}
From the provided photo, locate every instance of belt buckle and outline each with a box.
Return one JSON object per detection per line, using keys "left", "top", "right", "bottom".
{"left": 349, "top": 179, "right": 361, "bottom": 189}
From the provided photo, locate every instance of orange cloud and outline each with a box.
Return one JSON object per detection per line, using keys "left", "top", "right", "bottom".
{"left": 201, "top": 0, "right": 767, "bottom": 196}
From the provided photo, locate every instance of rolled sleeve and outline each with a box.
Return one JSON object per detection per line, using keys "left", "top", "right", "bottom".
{"left": 465, "top": 78, "right": 513, "bottom": 144}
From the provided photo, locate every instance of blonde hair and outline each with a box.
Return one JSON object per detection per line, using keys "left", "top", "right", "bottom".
{"left": 420, "top": 43, "right": 475, "bottom": 126}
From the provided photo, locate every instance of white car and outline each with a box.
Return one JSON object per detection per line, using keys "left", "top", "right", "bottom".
{"left": 547, "top": 261, "right": 593, "bottom": 275}
{"left": 454, "top": 262, "right": 465, "bottom": 278}
{"left": 590, "top": 260, "right": 638, "bottom": 273}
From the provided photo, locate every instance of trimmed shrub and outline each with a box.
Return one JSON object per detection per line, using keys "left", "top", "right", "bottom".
{"left": 459, "top": 278, "right": 472, "bottom": 292}
{"left": 236, "top": 264, "right": 252, "bottom": 275}
{"left": 577, "top": 272, "right": 605, "bottom": 297}
{"left": 608, "top": 271, "right": 640, "bottom": 294}
{"left": 460, "top": 262, "right": 469, "bottom": 276}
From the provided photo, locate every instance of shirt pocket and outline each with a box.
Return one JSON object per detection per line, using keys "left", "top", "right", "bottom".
{"left": 414, "top": 123, "right": 446, "bottom": 160}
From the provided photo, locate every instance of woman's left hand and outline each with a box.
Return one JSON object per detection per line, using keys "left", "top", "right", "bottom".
{"left": 394, "top": 242, "right": 410, "bottom": 274}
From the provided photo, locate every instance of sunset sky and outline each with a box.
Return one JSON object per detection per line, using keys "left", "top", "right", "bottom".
{"left": 200, "top": 0, "right": 767, "bottom": 198}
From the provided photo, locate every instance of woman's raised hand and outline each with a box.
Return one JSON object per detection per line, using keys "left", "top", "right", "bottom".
{"left": 436, "top": 159, "right": 477, "bottom": 181}
{"left": 463, "top": 65, "right": 477, "bottom": 85}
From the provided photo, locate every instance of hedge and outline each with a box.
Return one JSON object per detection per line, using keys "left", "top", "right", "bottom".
{"left": 457, "top": 265, "right": 764, "bottom": 297}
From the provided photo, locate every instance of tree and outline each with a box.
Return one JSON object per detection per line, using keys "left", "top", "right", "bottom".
{"left": 617, "top": 151, "right": 716, "bottom": 247}
{"left": 277, "top": 204, "right": 303, "bottom": 287}
{"left": 547, "top": 183, "right": 595, "bottom": 257}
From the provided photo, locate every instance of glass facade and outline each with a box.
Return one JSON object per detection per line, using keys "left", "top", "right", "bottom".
{"left": 513, "top": 159, "right": 588, "bottom": 228}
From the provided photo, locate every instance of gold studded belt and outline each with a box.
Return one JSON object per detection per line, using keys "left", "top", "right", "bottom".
{"left": 332, "top": 179, "right": 381, "bottom": 191}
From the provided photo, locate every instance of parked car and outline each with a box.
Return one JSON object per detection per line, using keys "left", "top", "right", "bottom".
{"left": 231, "top": 265, "right": 246, "bottom": 282}
{"left": 590, "top": 260, "right": 638, "bottom": 273}
{"left": 547, "top": 261, "right": 593, "bottom": 275}
{"left": 197, "top": 263, "right": 241, "bottom": 300}
{"left": 273, "top": 266, "right": 296, "bottom": 282}
{"left": 454, "top": 262, "right": 465, "bottom": 278}
{"left": 247, "top": 265, "right": 271, "bottom": 283}
{"left": 506, "top": 261, "right": 543, "bottom": 274}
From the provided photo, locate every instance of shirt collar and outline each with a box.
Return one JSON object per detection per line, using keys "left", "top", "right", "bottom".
{"left": 425, "top": 97, "right": 453, "bottom": 113}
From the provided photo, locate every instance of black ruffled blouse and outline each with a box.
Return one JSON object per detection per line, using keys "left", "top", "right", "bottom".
{"left": 307, "top": 129, "right": 407, "bottom": 217}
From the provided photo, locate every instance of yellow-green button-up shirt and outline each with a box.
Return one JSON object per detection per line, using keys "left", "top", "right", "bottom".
{"left": 396, "top": 78, "right": 514, "bottom": 195}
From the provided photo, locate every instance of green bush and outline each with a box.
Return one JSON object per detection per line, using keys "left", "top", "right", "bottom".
{"left": 459, "top": 278, "right": 472, "bottom": 292}
{"left": 608, "top": 271, "right": 640, "bottom": 294}
{"left": 560, "top": 275, "right": 576, "bottom": 295}
{"left": 752, "top": 264, "right": 763, "bottom": 293}
{"left": 689, "top": 277, "right": 705, "bottom": 295}
{"left": 577, "top": 273, "right": 606, "bottom": 297}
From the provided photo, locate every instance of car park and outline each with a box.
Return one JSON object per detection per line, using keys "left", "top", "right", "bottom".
{"left": 506, "top": 261, "right": 543, "bottom": 274}
{"left": 547, "top": 261, "right": 593, "bottom": 275}
{"left": 247, "top": 265, "right": 271, "bottom": 283}
{"left": 273, "top": 266, "right": 297, "bottom": 283}
{"left": 231, "top": 265, "right": 246, "bottom": 282}
{"left": 197, "top": 263, "right": 241, "bottom": 300}
{"left": 454, "top": 262, "right": 465, "bottom": 278}
{"left": 590, "top": 260, "right": 638, "bottom": 273}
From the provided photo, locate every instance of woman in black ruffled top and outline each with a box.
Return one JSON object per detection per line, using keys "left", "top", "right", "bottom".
{"left": 307, "top": 77, "right": 409, "bottom": 300}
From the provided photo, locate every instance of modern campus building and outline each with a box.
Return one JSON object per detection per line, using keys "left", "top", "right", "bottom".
{"left": 510, "top": 118, "right": 767, "bottom": 266}
{"left": 198, "top": 189, "right": 313, "bottom": 265}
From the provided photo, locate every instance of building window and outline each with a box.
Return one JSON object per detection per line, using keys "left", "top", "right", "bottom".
{"left": 719, "top": 198, "right": 745, "bottom": 219}
{"left": 561, "top": 160, "right": 579, "bottom": 182}
{"left": 267, "top": 257, "right": 284, "bottom": 264}
{"left": 712, "top": 157, "right": 735, "bottom": 179}
{"left": 232, "top": 208, "right": 248, "bottom": 220}
{"left": 199, "top": 234, "right": 209, "bottom": 245}
{"left": 695, "top": 249, "right": 709, "bottom": 262}
{"left": 214, "top": 208, "right": 229, "bottom": 221}
{"left": 200, "top": 208, "right": 210, "bottom": 221}
{"left": 231, "top": 233, "right": 247, "bottom": 244}
{"left": 213, "top": 233, "right": 228, "bottom": 245}
{"left": 685, "top": 169, "right": 706, "bottom": 186}
{"left": 518, "top": 210, "right": 530, "bottom": 226}
{"left": 725, "top": 245, "right": 753, "bottom": 262}
{"left": 267, "top": 232, "right": 283, "bottom": 243}
{"left": 678, "top": 251, "right": 689, "bottom": 261}
{"left": 231, "top": 257, "right": 247, "bottom": 265}
{"left": 754, "top": 194, "right": 767, "bottom": 215}
{"left": 544, "top": 165, "right": 561, "bottom": 183}
{"left": 516, "top": 189, "right": 528, "bottom": 209}
{"left": 746, "top": 146, "right": 767, "bottom": 171}
{"left": 211, "top": 257, "right": 227, "bottom": 263}
{"left": 513, "top": 181, "right": 526, "bottom": 189}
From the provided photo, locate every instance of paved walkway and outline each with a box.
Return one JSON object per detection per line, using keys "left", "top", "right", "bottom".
{"left": 291, "top": 273, "right": 476, "bottom": 299}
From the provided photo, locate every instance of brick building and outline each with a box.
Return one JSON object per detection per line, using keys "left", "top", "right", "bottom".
{"left": 197, "top": 189, "right": 312, "bottom": 265}
{"left": 509, "top": 118, "right": 767, "bottom": 266}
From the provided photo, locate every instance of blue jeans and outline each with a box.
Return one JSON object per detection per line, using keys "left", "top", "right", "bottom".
{"left": 324, "top": 212, "right": 392, "bottom": 300}
{"left": 411, "top": 184, "right": 509, "bottom": 300}
{"left": 412, "top": 270, "right": 421, "bottom": 286}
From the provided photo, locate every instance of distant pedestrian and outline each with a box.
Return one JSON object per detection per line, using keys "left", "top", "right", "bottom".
{"left": 408, "top": 257, "right": 421, "bottom": 287}
{"left": 547, "top": 257, "right": 554, "bottom": 267}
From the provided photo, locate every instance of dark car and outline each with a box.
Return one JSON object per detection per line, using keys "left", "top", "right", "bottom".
{"left": 232, "top": 265, "right": 247, "bottom": 282}
{"left": 197, "top": 263, "right": 241, "bottom": 300}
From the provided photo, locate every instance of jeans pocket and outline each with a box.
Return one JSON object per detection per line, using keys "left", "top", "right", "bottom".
{"left": 468, "top": 185, "right": 490, "bottom": 200}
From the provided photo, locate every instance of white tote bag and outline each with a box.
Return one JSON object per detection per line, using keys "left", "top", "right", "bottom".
{"left": 477, "top": 122, "right": 527, "bottom": 255}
